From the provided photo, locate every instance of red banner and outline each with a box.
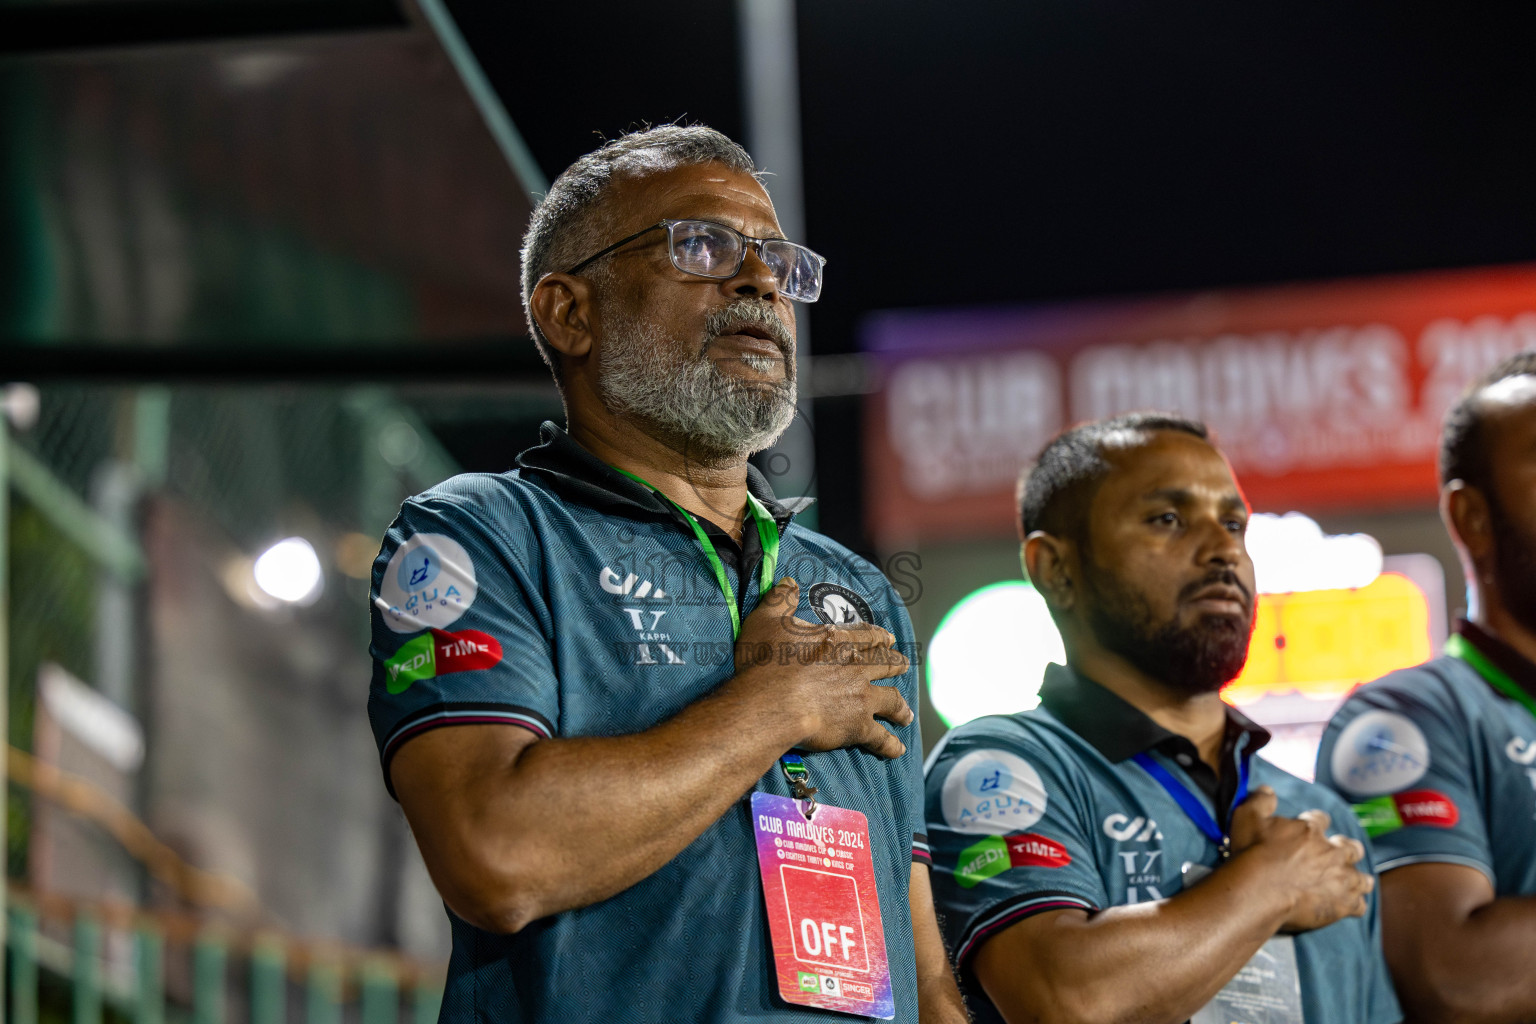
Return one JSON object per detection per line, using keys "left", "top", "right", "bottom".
{"left": 863, "top": 264, "right": 1536, "bottom": 546}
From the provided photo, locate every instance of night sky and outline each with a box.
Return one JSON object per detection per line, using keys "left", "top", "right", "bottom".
{"left": 445, "top": 0, "right": 1536, "bottom": 543}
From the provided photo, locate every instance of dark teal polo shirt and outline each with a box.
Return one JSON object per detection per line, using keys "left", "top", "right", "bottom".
{"left": 1317, "top": 620, "right": 1536, "bottom": 895}
{"left": 366, "top": 423, "right": 929, "bottom": 1024}
{"left": 924, "top": 664, "right": 1400, "bottom": 1024}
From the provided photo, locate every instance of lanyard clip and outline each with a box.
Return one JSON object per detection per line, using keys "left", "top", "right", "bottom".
{"left": 781, "top": 753, "right": 819, "bottom": 819}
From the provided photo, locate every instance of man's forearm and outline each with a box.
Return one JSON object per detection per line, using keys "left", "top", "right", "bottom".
{"left": 1428, "top": 895, "right": 1536, "bottom": 1021}
{"left": 910, "top": 865, "right": 970, "bottom": 1024}
{"left": 403, "top": 669, "right": 811, "bottom": 931}
{"left": 976, "top": 851, "right": 1292, "bottom": 1024}
{"left": 1384, "top": 874, "right": 1536, "bottom": 1023}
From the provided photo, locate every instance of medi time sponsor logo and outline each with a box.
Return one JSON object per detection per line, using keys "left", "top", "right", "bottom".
{"left": 386, "top": 629, "right": 503, "bottom": 694}
{"left": 1352, "top": 789, "right": 1460, "bottom": 837}
{"left": 955, "top": 833, "right": 1072, "bottom": 888}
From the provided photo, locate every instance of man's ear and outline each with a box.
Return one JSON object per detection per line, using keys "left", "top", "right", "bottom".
{"left": 529, "top": 272, "right": 597, "bottom": 362}
{"left": 1444, "top": 481, "right": 1494, "bottom": 565}
{"left": 1022, "top": 531, "right": 1075, "bottom": 612}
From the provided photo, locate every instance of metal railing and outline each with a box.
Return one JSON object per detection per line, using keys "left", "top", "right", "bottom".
{"left": 5, "top": 742, "right": 446, "bottom": 1024}
{"left": 2, "top": 390, "right": 463, "bottom": 1024}
{"left": 7, "top": 887, "right": 444, "bottom": 1024}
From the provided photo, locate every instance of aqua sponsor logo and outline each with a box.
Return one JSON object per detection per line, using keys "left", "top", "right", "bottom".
{"left": 940, "top": 749, "right": 1047, "bottom": 835}
{"left": 376, "top": 533, "right": 478, "bottom": 634}
{"left": 1330, "top": 709, "right": 1430, "bottom": 797}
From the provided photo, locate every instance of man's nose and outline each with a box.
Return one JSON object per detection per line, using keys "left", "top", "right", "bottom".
{"left": 1196, "top": 516, "right": 1243, "bottom": 567}
{"left": 722, "top": 245, "right": 780, "bottom": 301}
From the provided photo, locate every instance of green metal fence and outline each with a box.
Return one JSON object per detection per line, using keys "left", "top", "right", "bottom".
{"left": 6, "top": 892, "right": 443, "bottom": 1024}
{"left": 0, "top": 384, "right": 503, "bottom": 1024}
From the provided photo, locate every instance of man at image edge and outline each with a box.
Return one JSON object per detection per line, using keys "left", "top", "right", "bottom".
{"left": 1317, "top": 351, "right": 1536, "bottom": 1024}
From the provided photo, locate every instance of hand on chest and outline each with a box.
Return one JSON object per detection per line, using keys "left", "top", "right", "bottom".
{"left": 1096, "top": 774, "right": 1292, "bottom": 906}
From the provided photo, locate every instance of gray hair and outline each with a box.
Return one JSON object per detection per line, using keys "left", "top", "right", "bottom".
{"left": 519, "top": 124, "right": 762, "bottom": 388}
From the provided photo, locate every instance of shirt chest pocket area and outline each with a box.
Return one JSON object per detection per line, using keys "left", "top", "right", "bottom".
{"left": 552, "top": 604, "right": 727, "bottom": 733}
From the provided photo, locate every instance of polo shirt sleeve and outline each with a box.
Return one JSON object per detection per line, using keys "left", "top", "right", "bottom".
{"left": 1315, "top": 668, "right": 1492, "bottom": 882}
{"left": 924, "top": 722, "right": 1108, "bottom": 968}
{"left": 367, "top": 490, "right": 558, "bottom": 796}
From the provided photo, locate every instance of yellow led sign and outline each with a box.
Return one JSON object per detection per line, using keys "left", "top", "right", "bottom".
{"left": 1224, "top": 572, "right": 1432, "bottom": 707}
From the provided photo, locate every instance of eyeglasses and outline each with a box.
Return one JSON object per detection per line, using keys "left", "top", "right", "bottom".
{"left": 565, "top": 219, "right": 827, "bottom": 302}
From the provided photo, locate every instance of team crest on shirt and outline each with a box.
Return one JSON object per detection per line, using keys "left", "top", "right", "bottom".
{"left": 807, "top": 582, "right": 874, "bottom": 625}
{"left": 1329, "top": 710, "right": 1430, "bottom": 796}
{"left": 940, "top": 749, "right": 1048, "bottom": 835}
{"left": 376, "top": 533, "right": 478, "bottom": 634}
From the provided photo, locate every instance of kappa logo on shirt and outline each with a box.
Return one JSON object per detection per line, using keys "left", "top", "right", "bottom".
{"left": 1101, "top": 814, "right": 1163, "bottom": 842}
{"left": 599, "top": 566, "right": 668, "bottom": 600}
{"left": 600, "top": 566, "right": 686, "bottom": 666}
{"left": 1506, "top": 737, "right": 1536, "bottom": 765}
{"left": 1504, "top": 738, "right": 1536, "bottom": 799}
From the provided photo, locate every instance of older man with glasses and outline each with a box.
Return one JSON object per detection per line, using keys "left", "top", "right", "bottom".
{"left": 365, "top": 125, "right": 967, "bottom": 1024}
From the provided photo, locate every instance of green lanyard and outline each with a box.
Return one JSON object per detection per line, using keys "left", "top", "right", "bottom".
{"left": 611, "top": 465, "right": 817, "bottom": 812}
{"left": 1446, "top": 632, "right": 1536, "bottom": 719}
{"left": 609, "top": 466, "right": 780, "bottom": 640}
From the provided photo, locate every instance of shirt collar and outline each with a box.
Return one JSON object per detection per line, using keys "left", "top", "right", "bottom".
{"left": 515, "top": 421, "right": 811, "bottom": 528}
{"left": 1037, "top": 661, "right": 1270, "bottom": 763}
{"left": 1456, "top": 618, "right": 1536, "bottom": 702}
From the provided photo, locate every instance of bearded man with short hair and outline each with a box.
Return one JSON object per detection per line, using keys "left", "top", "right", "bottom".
{"left": 366, "top": 125, "right": 966, "bottom": 1024}
{"left": 924, "top": 412, "right": 1400, "bottom": 1024}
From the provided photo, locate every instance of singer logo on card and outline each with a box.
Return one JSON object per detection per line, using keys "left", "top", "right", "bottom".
{"left": 752, "top": 792, "right": 895, "bottom": 1019}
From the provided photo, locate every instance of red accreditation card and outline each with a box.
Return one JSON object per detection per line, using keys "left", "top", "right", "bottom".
{"left": 751, "top": 792, "right": 895, "bottom": 1019}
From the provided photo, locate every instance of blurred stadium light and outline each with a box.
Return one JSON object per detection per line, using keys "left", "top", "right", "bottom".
{"left": 252, "top": 537, "right": 325, "bottom": 606}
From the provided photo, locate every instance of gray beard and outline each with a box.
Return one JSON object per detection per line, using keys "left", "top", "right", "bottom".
{"left": 596, "top": 301, "right": 797, "bottom": 464}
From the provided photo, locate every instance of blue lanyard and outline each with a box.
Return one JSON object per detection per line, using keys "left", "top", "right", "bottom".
{"left": 1132, "top": 750, "right": 1251, "bottom": 859}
